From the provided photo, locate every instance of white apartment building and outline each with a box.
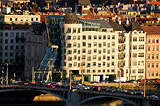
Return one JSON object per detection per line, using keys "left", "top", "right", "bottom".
{"left": 59, "top": 19, "right": 120, "bottom": 82}
{"left": 46, "top": 15, "right": 146, "bottom": 82}
{"left": 123, "top": 22, "right": 146, "bottom": 81}
{"left": 0, "top": 15, "right": 41, "bottom": 24}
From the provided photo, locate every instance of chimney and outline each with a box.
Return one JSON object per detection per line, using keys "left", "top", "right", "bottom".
{"left": 119, "top": 20, "right": 121, "bottom": 24}
{"left": 126, "top": 19, "right": 129, "bottom": 25}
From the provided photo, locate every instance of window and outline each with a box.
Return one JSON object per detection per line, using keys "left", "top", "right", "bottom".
{"left": 88, "top": 50, "right": 91, "bottom": 54}
{"left": 73, "top": 28, "right": 76, "bottom": 33}
{"left": 94, "top": 49, "right": 97, "bottom": 53}
{"left": 82, "top": 55, "right": 86, "bottom": 59}
{"left": 93, "top": 62, "right": 96, "bottom": 66}
{"left": 152, "top": 63, "right": 154, "bottom": 68}
{"left": 138, "top": 69, "right": 144, "bottom": 73}
{"left": 148, "top": 63, "right": 150, "bottom": 68}
{"left": 99, "top": 43, "right": 101, "bottom": 47}
{"left": 133, "top": 45, "right": 137, "bottom": 49}
{"left": 88, "top": 35, "right": 91, "bottom": 40}
{"left": 103, "top": 49, "right": 106, "bottom": 53}
{"left": 5, "top": 33, "right": 8, "bottom": 37}
{"left": 87, "top": 70, "right": 90, "bottom": 73}
{"left": 157, "top": 46, "right": 159, "bottom": 51}
{"left": 83, "top": 42, "right": 86, "bottom": 46}
{"left": 112, "top": 42, "right": 115, "bottom": 46}
{"left": 112, "top": 49, "right": 115, "bottom": 53}
{"left": 156, "top": 63, "right": 158, "bottom": 68}
{"left": 103, "top": 62, "right": 105, "bottom": 66}
{"left": 98, "top": 63, "right": 101, "bottom": 67}
{"left": 133, "top": 53, "right": 137, "bottom": 58}
{"left": 93, "top": 42, "right": 97, "bottom": 46}
{"left": 77, "top": 36, "right": 80, "bottom": 40}
{"left": 67, "top": 36, "right": 71, "bottom": 40}
{"left": 133, "top": 37, "right": 137, "bottom": 41}
{"left": 138, "top": 53, "right": 144, "bottom": 57}
{"left": 87, "top": 57, "right": 91, "bottom": 61}
{"left": 148, "top": 39, "right": 150, "bottom": 43}
{"left": 88, "top": 43, "right": 91, "bottom": 47}
{"left": 99, "top": 50, "right": 101, "bottom": 54}
{"left": 132, "top": 69, "right": 136, "bottom": 73}
{"left": 93, "top": 55, "right": 96, "bottom": 59}
{"left": 152, "top": 72, "right": 154, "bottom": 76}
{"left": 152, "top": 39, "right": 155, "bottom": 43}
{"left": 94, "top": 35, "right": 97, "bottom": 39}
{"left": 156, "top": 54, "right": 159, "bottom": 59}
{"left": 73, "top": 42, "right": 76, "bottom": 47}
{"left": 93, "top": 70, "right": 96, "bottom": 72}
{"left": 148, "top": 54, "right": 150, "bottom": 59}
{"left": 139, "top": 37, "right": 144, "bottom": 41}
{"left": 107, "top": 35, "right": 110, "bottom": 39}
{"left": 97, "top": 56, "right": 101, "bottom": 61}
{"left": 10, "top": 32, "right": 14, "bottom": 37}
{"left": 112, "top": 55, "right": 114, "bottom": 59}
{"left": 112, "top": 35, "right": 115, "bottom": 39}
{"left": 152, "top": 46, "right": 154, "bottom": 51}
{"left": 107, "top": 43, "right": 110, "bottom": 47}
{"left": 82, "top": 35, "right": 86, "bottom": 40}
{"left": 148, "top": 46, "right": 150, "bottom": 51}
{"left": 66, "top": 28, "right": 71, "bottom": 33}
{"left": 99, "top": 35, "right": 102, "bottom": 39}
{"left": 139, "top": 45, "right": 144, "bottom": 49}
{"left": 82, "top": 49, "right": 86, "bottom": 53}
{"left": 156, "top": 39, "right": 159, "bottom": 43}
{"left": 152, "top": 54, "right": 154, "bottom": 59}
{"left": 73, "top": 36, "right": 76, "bottom": 40}
{"left": 156, "top": 72, "right": 158, "bottom": 76}
{"left": 103, "top": 42, "right": 106, "bottom": 46}
{"left": 103, "top": 55, "right": 106, "bottom": 59}
{"left": 103, "top": 35, "right": 106, "bottom": 39}
{"left": 107, "top": 63, "right": 110, "bottom": 67}
{"left": 107, "top": 56, "right": 110, "bottom": 60}
{"left": 78, "top": 28, "right": 81, "bottom": 33}
{"left": 107, "top": 50, "right": 110, "bottom": 54}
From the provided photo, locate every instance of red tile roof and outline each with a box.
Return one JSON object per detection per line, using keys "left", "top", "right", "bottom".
{"left": 141, "top": 26, "right": 160, "bottom": 35}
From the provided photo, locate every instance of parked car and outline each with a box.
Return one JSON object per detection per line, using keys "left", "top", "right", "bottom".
{"left": 135, "top": 91, "right": 144, "bottom": 95}
{"left": 148, "top": 95, "right": 159, "bottom": 99}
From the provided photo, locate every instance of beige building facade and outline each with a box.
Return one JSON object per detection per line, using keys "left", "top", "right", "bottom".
{"left": 142, "top": 26, "right": 160, "bottom": 79}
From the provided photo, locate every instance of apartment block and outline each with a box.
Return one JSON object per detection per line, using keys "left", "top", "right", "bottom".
{"left": 142, "top": 25, "right": 160, "bottom": 80}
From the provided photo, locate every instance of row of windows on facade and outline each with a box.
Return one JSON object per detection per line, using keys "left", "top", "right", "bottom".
{"left": 64, "top": 49, "right": 116, "bottom": 55}
{"left": 148, "top": 71, "right": 159, "bottom": 77}
{"left": 0, "top": 59, "right": 14, "bottom": 63}
{"left": 65, "top": 42, "right": 116, "bottom": 48}
{"left": 147, "top": 54, "right": 159, "bottom": 59}
{"left": 132, "top": 37, "right": 145, "bottom": 42}
{"left": 148, "top": 39, "right": 159, "bottom": 43}
{"left": 64, "top": 55, "right": 115, "bottom": 61}
{"left": 61, "top": 27, "right": 81, "bottom": 34}
{"left": 0, "top": 26, "right": 29, "bottom": 30}
{"left": 63, "top": 62, "right": 115, "bottom": 67}
{"left": 132, "top": 45, "right": 144, "bottom": 49}
{"left": 1, "top": 39, "right": 25, "bottom": 44}
{"left": 148, "top": 46, "right": 159, "bottom": 51}
{"left": 147, "top": 63, "right": 160, "bottom": 68}
{"left": 128, "top": 69, "right": 144, "bottom": 74}
{"left": 62, "top": 35, "right": 116, "bottom": 40}
{"left": 0, "top": 32, "right": 25, "bottom": 37}
{"left": 10, "top": 18, "right": 39, "bottom": 22}
{"left": 132, "top": 53, "right": 144, "bottom": 57}
{"left": 131, "top": 61, "right": 144, "bottom": 66}
{"left": 1, "top": 46, "right": 24, "bottom": 50}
